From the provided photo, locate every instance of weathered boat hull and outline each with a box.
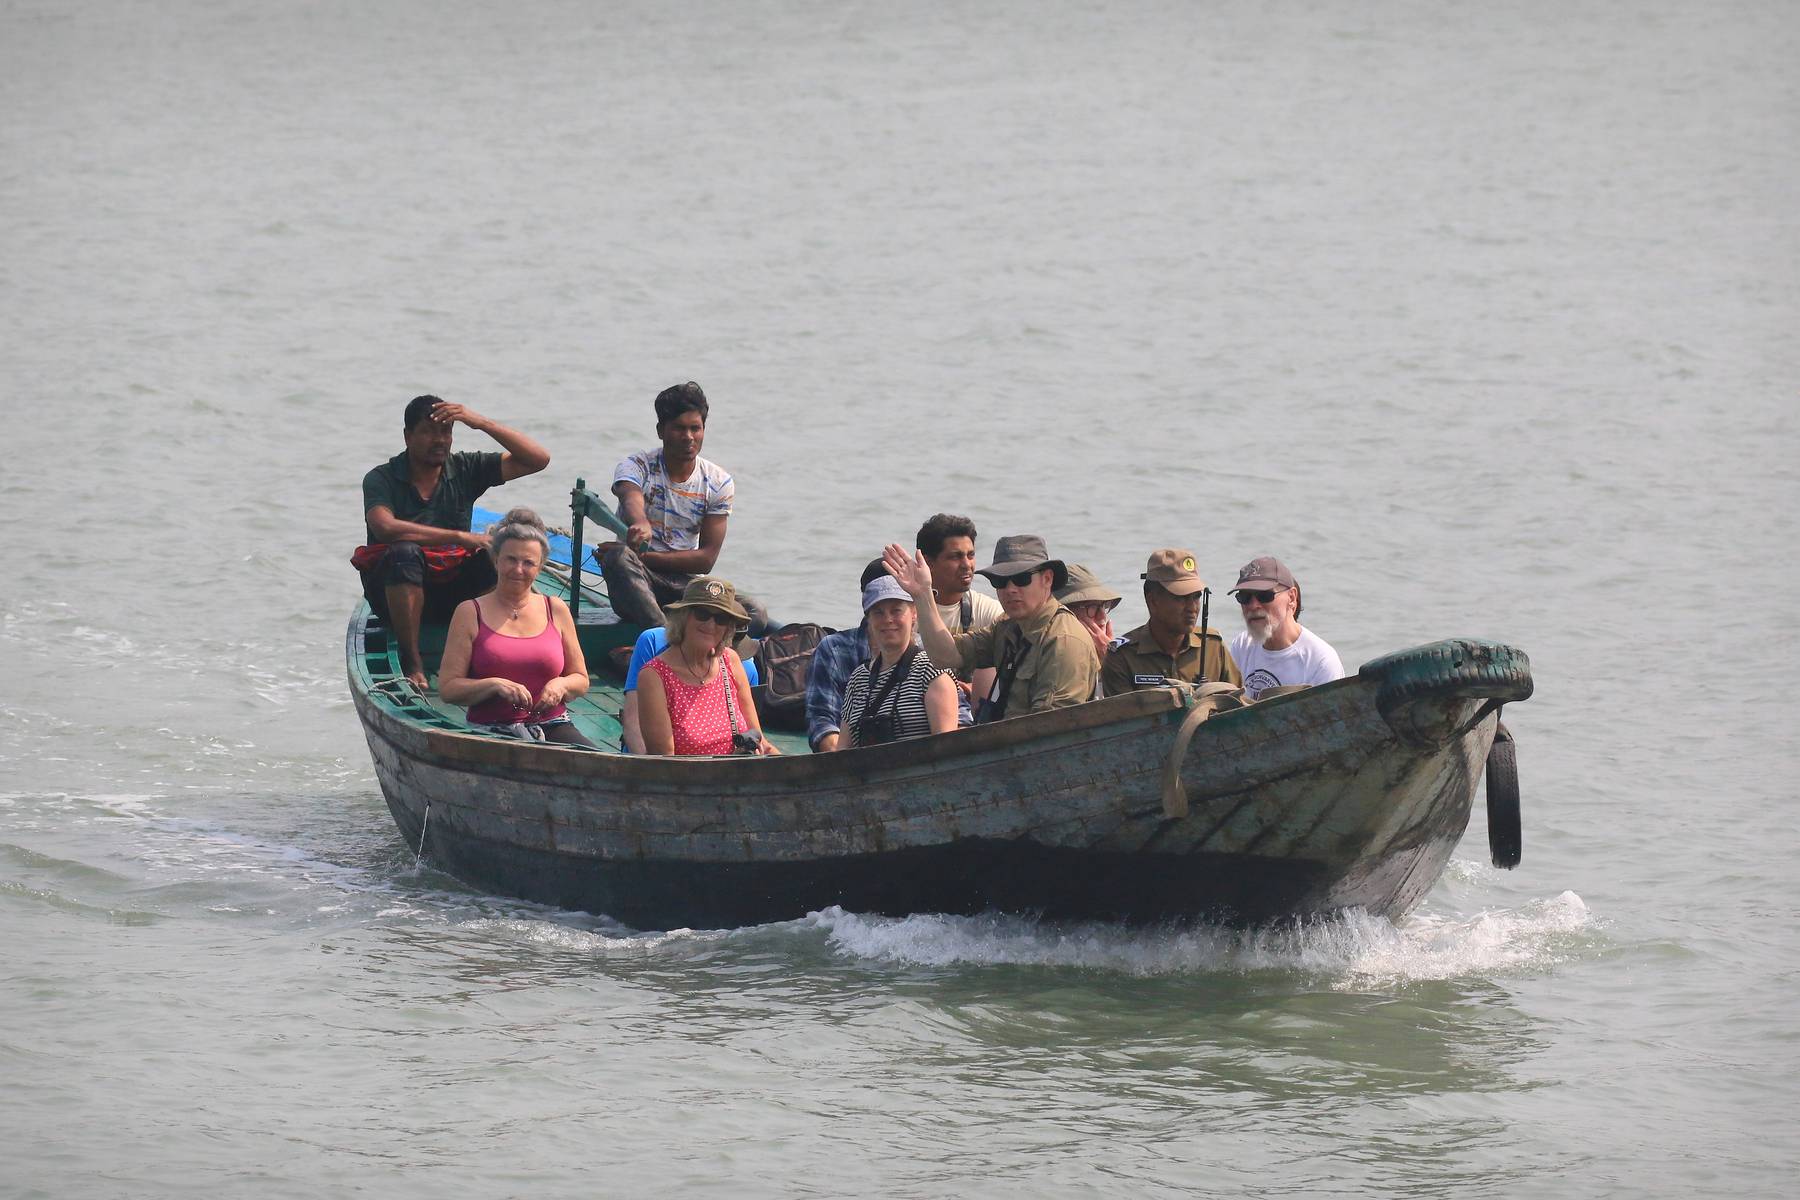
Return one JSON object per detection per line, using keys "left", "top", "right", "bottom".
{"left": 351, "top": 607, "right": 1528, "bottom": 929}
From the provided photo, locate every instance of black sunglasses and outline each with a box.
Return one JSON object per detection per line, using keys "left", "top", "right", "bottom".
{"left": 690, "top": 609, "right": 733, "bottom": 626}
{"left": 1235, "top": 588, "right": 1284, "bottom": 605}
{"left": 994, "top": 570, "right": 1041, "bottom": 590}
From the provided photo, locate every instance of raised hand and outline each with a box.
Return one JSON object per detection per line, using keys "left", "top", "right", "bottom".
{"left": 881, "top": 543, "right": 934, "bottom": 603}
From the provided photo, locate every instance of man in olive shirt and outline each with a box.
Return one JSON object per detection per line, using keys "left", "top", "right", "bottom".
{"left": 883, "top": 535, "right": 1098, "bottom": 721}
{"left": 1101, "top": 548, "right": 1243, "bottom": 696}
{"left": 359, "top": 395, "right": 551, "bottom": 689}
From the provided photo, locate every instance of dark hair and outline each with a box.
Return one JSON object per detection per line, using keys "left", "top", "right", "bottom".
{"left": 916, "top": 513, "right": 978, "bottom": 558}
{"left": 654, "top": 381, "right": 709, "bottom": 427}
{"left": 859, "top": 557, "right": 889, "bottom": 590}
{"left": 403, "top": 394, "right": 443, "bottom": 431}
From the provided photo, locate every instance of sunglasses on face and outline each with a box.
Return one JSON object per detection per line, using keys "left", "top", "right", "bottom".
{"left": 690, "top": 609, "right": 732, "bottom": 626}
{"left": 995, "top": 570, "right": 1040, "bottom": 590}
{"left": 1235, "top": 588, "right": 1285, "bottom": 605}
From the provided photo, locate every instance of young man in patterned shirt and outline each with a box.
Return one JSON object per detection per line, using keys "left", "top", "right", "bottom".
{"left": 598, "top": 381, "right": 770, "bottom": 635}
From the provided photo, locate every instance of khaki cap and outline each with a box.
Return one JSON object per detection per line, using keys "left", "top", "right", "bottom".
{"left": 1142, "top": 548, "right": 1207, "bottom": 597}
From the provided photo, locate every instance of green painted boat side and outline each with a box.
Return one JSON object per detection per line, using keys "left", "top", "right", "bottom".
{"left": 347, "top": 579, "right": 1532, "bottom": 928}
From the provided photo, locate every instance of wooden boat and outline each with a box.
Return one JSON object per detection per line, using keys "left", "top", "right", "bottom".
{"left": 347, "top": 483, "right": 1533, "bottom": 930}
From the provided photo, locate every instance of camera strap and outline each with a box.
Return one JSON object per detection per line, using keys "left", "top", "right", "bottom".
{"left": 856, "top": 648, "right": 919, "bottom": 744}
{"left": 721, "top": 653, "right": 742, "bottom": 736}
{"left": 978, "top": 630, "right": 1031, "bottom": 725}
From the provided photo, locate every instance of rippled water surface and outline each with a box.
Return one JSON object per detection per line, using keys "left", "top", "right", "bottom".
{"left": 3, "top": 1, "right": 1797, "bottom": 1196}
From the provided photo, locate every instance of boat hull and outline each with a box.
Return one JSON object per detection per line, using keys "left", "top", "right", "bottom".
{"left": 352, "top": 612, "right": 1524, "bottom": 928}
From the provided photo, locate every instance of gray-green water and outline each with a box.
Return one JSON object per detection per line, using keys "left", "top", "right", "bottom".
{"left": 3, "top": 1, "right": 1796, "bottom": 1195}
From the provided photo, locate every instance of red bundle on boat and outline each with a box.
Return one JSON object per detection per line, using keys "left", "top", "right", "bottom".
{"left": 350, "top": 543, "right": 475, "bottom": 581}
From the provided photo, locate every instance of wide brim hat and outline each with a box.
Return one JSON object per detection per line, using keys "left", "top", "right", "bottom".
{"left": 1230, "top": 555, "right": 1296, "bottom": 594}
{"left": 976, "top": 534, "right": 1068, "bottom": 591}
{"left": 1055, "top": 564, "right": 1121, "bottom": 610}
{"left": 664, "top": 576, "right": 752, "bottom": 626}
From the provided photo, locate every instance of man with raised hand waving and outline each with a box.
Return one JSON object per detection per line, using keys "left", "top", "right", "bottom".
{"left": 883, "top": 534, "right": 1098, "bottom": 723}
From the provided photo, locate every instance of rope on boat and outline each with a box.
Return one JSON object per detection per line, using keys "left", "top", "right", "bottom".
{"left": 415, "top": 799, "right": 431, "bottom": 866}
{"left": 1160, "top": 682, "right": 1246, "bottom": 819}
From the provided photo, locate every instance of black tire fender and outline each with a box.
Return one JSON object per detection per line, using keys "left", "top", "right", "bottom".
{"left": 1486, "top": 720, "right": 1521, "bottom": 869}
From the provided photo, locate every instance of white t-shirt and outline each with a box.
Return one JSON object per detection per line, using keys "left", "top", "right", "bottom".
{"left": 611, "top": 449, "right": 733, "bottom": 552}
{"left": 1230, "top": 626, "right": 1344, "bottom": 699}
{"left": 937, "top": 590, "right": 1004, "bottom": 634}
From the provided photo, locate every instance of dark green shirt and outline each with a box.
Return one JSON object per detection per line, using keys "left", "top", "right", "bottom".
{"left": 361, "top": 450, "right": 503, "bottom": 543}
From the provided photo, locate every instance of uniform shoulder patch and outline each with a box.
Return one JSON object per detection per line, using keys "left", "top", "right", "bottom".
{"left": 1107, "top": 635, "right": 1129, "bottom": 651}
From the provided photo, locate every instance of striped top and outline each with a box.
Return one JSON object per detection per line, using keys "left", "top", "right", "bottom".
{"left": 838, "top": 651, "right": 948, "bottom": 748}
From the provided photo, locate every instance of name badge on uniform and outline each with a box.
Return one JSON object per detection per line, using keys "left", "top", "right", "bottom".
{"left": 1133, "top": 674, "right": 1167, "bottom": 686}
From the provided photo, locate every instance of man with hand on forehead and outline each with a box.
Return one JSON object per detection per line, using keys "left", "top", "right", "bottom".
{"left": 1102, "top": 548, "right": 1243, "bottom": 696}
{"left": 1229, "top": 555, "right": 1344, "bottom": 700}
{"left": 357, "top": 394, "right": 551, "bottom": 691}
{"left": 883, "top": 534, "right": 1098, "bottom": 722}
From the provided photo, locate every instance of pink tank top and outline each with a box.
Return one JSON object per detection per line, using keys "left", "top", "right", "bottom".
{"left": 466, "top": 595, "right": 569, "bottom": 725}
{"left": 646, "top": 652, "right": 740, "bottom": 756}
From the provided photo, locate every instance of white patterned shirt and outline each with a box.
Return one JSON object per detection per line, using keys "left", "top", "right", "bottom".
{"left": 612, "top": 449, "right": 734, "bottom": 552}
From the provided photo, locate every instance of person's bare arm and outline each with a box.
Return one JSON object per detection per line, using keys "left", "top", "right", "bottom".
{"left": 726, "top": 651, "right": 779, "bottom": 755}
{"left": 641, "top": 513, "right": 726, "bottom": 576}
{"left": 608, "top": 482, "right": 654, "bottom": 553}
{"left": 636, "top": 666, "right": 676, "bottom": 755}
{"left": 621, "top": 691, "right": 645, "bottom": 754}
{"left": 883, "top": 544, "right": 960, "bottom": 669}
{"left": 365, "top": 505, "right": 492, "bottom": 549}
{"left": 924, "top": 672, "right": 959, "bottom": 735}
{"left": 533, "top": 598, "right": 590, "bottom": 712}
{"left": 430, "top": 403, "right": 550, "bottom": 481}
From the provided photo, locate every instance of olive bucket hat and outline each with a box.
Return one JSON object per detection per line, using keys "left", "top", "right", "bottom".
{"left": 665, "top": 576, "right": 752, "bottom": 627}
{"left": 975, "top": 534, "right": 1068, "bottom": 591}
{"left": 1055, "top": 564, "right": 1121, "bottom": 611}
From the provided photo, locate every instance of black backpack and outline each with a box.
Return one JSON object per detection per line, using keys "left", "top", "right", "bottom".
{"left": 751, "top": 622, "right": 834, "bottom": 732}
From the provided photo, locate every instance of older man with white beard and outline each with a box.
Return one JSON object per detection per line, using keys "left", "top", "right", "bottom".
{"left": 1228, "top": 556, "right": 1344, "bottom": 700}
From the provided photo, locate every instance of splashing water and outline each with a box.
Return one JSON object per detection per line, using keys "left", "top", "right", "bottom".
{"left": 806, "top": 888, "right": 1595, "bottom": 986}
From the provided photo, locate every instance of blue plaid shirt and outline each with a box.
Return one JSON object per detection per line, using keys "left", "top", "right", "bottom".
{"left": 805, "top": 626, "right": 870, "bottom": 750}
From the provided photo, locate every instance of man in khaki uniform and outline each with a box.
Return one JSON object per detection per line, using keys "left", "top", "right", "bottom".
{"left": 1101, "top": 548, "right": 1243, "bottom": 696}
{"left": 883, "top": 534, "right": 1098, "bottom": 721}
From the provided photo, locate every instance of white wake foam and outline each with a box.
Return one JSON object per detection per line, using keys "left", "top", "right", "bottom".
{"left": 806, "top": 886, "right": 1594, "bottom": 985}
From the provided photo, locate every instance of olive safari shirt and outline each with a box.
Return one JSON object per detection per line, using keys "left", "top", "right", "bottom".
{"left": 951, "top": 599, "right": 1099, "bottom": 719}
{"left": 1101, "top": 623, "right": 1243, "bottom": 696}
{"left": 362, "top": 450, "right": 503, "bottom": 543}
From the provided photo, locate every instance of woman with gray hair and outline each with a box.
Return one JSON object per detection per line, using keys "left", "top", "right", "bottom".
{"left": 437, "top": 507, "right": 594, "bottom": 745}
